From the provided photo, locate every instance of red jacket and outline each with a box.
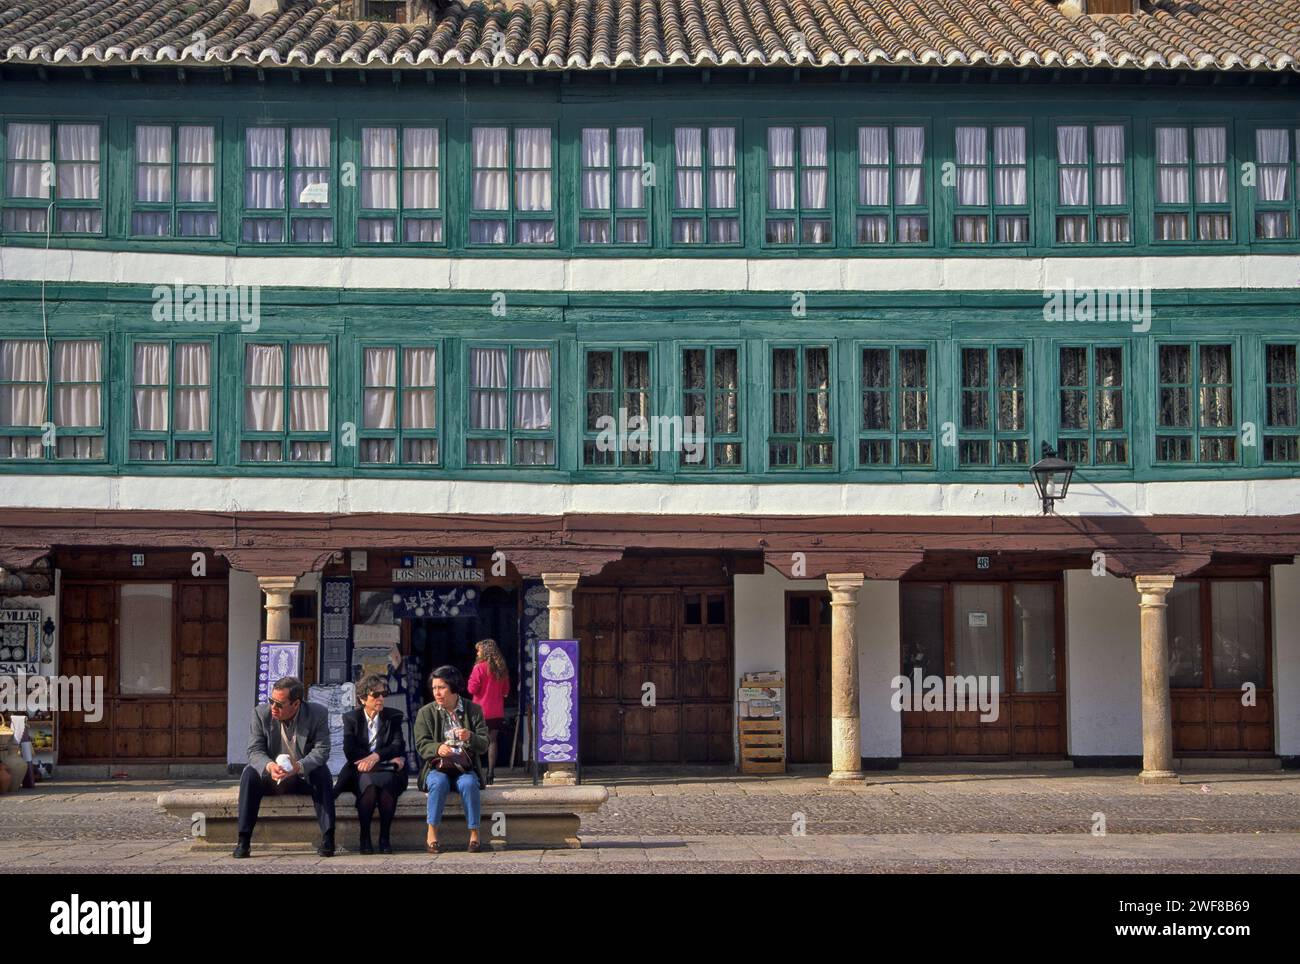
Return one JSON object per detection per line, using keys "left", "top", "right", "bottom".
{"left": 468, "top": 662, "right": 510, "bottom": 720}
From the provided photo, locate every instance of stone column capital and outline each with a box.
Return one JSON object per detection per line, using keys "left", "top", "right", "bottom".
{"left": 826, "top": 572, "right": 866, "bottom": 598}
{"left": 542, "top": 572, "right": 581, "bottom": 593}
{"left": 1135, "top": 574, "right": 1176, "bottom": 599}
{"left": 256, "top": 575, "right": 301, "bottom": 595}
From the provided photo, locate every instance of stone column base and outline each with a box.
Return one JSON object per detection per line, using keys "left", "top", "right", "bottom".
{"left": 1137, "top": 769, "right": 1179, "bottom": 785}
{"left": 543, "top": 763, "right": 577, "bottom": 786}
{"left": 827, "top": 769, "right": 865, "bottom": 783}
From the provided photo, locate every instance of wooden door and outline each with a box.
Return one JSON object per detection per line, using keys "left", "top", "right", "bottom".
{"left": 175, "top": 582, "right": 229, "bottom": 758}
{"left": 290, "top": 590, "right": 318, "bottom": 685}
{"left": 620, "top": 590, "right": 679, "bottom": 763}
{"left": 58, "top": 583, "right": 115, "bottom": 761}
{"left": 785, "top": 592, "right": 831, "bottom": 764}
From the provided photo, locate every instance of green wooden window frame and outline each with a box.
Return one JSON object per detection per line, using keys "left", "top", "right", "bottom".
{"left": 1055, "top": 343, "right": 1129, "bottom": 467}
{"left": 1251, "top": 126, "right": 1298, "bottom": 241}
{"left": 1262, "top": 341, "right": 1299, "bottom": 464}
{"left": 853, "top": 124, "right": 931, "bottom": 246}
{"left": 1155, "top": 340, "right": 1238, "bottom": 464}
{"left": 356, "top": 124, "right": 444, "bottom": 246}
{"left": 239, "top": 338, "right": 335, "bottom": 464}
{"left": 679, "top": 344, "right": 743, "bottom": 470}
{"left": 1051, "top": 121, "right": 1132, "bottom": 245}
{"left": 577, "top": 125, "right": 651, "bottom": 246}
{"left": 953, "top": 123, "right": 1031, "bottom": 246}
{"left": 130, "top": 122, "right": 220, "bottom": 239}
{"left": 126, "top": 337, "right": 216, "bottom": 464}
{"left": 0, "top": 336, "right": 106, "bottom": 461}
{"left": 957, "top": 343, "right": 1031, "bottom": 467}
{"left": 1153, "top": 123, "right": 1233, "bottom": 243}
{"left": 241, "top": 124, "right": 336, "bottom": 244}
{"left": 857, "top": 344, "right": 934, "bottom": 467}
{"left": 357, "top": 342, "right": 441, "bottom": 466}
{"left": 464, "top": 343, "right": 556, "bottom": 466}
{"left": 467, "top": 124, "right": 557, "bottom": 246}
{"left": 0, "top": 120, "right": 104, "bottom": 236}
{"left": 581, "top": 345, "right": 656, "bottom": 467}
{"left": 763, "top": 124, "right": 833, "bottom": 247}
{"left": 768, "top": 344, "right": 835, "bottom": 469}
{"left": 669, "top": 123, "right": 742, "bottom": 246}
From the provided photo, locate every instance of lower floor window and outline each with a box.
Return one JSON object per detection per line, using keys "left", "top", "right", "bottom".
{"left": 0, "top": 338, "right": 104, "bottom": 460}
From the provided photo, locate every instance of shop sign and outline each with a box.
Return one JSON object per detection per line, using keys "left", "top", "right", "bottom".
{"left": 393, "top": 554, "right": 484, "bottom": 583}
{"left": 391, "top": 587, "right": 479, "bottom": 620}
{"left": 0, "top": 609, "right": 41, "bottom": 674}
{"left": 535, "top": 639, "right": 579, "bottom": 764}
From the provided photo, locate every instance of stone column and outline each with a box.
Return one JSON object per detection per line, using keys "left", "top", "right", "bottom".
{"left": 826, "top": 573, "right": 866, "bottom": 782}
{"left": 1135, "top": 575, "right": 1178, "bottom": 784}
{"left": 541, "top": 572, "right": 580, "bottom": 786}
{"left": 257, "top": 575, "right": 298, "bottom": 644}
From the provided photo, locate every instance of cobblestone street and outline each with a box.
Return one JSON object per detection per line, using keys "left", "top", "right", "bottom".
{"left": 3, "top": 767, "right": 1299, "bottom": 872}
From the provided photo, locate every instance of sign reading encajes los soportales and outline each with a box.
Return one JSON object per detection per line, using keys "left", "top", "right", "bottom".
{"left": 392, "top": 555, "right": 485, "bottom": 583}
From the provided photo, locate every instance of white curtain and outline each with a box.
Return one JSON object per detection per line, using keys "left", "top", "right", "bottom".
{"left": 955, "top": 216, "right": 988, "bottom": 243}
{"left": 243, "top": 344, "right": 284, "bottom": 432}
{"left": 895, "top": 126, "right": 924, "bottom": 206}
{"left": 361, "top": 127, "right": 398, "bottom": 209}
{"left": 363, "top": 347, "right": 397, "bottom": 430}
{"left": 617, "top": 127, "right": 643, "bottom": 208}
{"left": 801, "top": 126, "right": 828, "bottom": 207}
{"left": 57, "top": 124, "right": 100, "bottom": 200}
{"left": 768, "top": 127, "right": 795, "bottom": 209}
{"left": 135, "top": 125, "right": 171, "bottom": 202}
{"left": 514, "top": 348, "right": 551, "bottom": 429}
{"left": 0, "top": 340, "right": 46, "bottom": 426}
{"left": 175, "top": 343, "right": 210, "bottom": 433}
{"left": 245, "top": 128, "right": 285, "bottom": 209}
{"left": 6, "top": 122, "right": 50, "bottom": 199}
{"left": 1194, "top": 126, "right": 1228, "bottom": 204}
{"left": 1156, "top": 127, "right": 1188, "bottom": 204}
{"left": 858, "top": 126, "right": 888, "bottom": 206}
{"left": 291, "top": 128, "right": 330, "bottom": 209}
{"left": 403, "top": 128, "right": 438, "bottom": 209}
{"left": 857, "top": 216, "right": 887, "bottom": 243}
{"left": 1096, "top": 125, "right": 1125, "bottom": 206}
{"left": 290, "top": 344, "right": 329, "bottom": 432}
{"left": 1257, "top": 128, "right": 1289, "bottom": 202}
{"left": 955, "top": 126, "right": 986, "bottom": 206}
{"left": 469, "top": 347, "right": 507, "bottom": 430}
{"left": 1056, "top": 125, "right": 1087, "bottom": 206}
{"left": 53, "top": 341, "right": 101, "bottom": 427}
{"left": 674, "top": 127, "right": 703, "bottom": 209}
{"left": 178, "top": 125, "right": 215, "bottom": 203}
{"left": 709, "top": 127, "right": 735, "bottom": 208}
{"left": 582, "top": 128, "right": 611, "bottom": 209}
{"left": 514, "top": 127, "right": 551, "bottom": 211}
{"left": 132, "top": 343, "right": 169, "bottom": 430}
{"left": 404, "top": 347, "right": 437, "bottom": 429}
{"left": 471, "top": 127, "right": 508, "bottom": 211}
{"left": 994, "top": 126, "right": 1026, "bottom": 206}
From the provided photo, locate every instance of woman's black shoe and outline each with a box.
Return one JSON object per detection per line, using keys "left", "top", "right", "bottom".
{"left": 378, "top": 841, "right": 393, "bottom": 854}
{"left": 359, "top": 835, "right": 374, "bottom": 855}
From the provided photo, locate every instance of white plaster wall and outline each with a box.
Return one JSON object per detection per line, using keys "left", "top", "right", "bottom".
{"left": 1065, "top": 570, "right": 1142, "bottom": 757}
{"left": 733, "top": 568, "right": 901, "bottom": 762}
{"left": 225, "top": 570, "right": 262, "bottom": 766}
{"left": 1271, "top": 561, "right": 1300, "bottom": 758}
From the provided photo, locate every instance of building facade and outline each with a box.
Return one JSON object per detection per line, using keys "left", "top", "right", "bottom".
{"left": 1, "top": 0, "right": 1299, "bottom": 779}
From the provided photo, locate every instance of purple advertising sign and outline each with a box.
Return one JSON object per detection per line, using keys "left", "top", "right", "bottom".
{"left": 535, "top": 639, "right": 579, "bottom": 764}
{"left": 256, "top": 641, "right": 304, "bottom": 705}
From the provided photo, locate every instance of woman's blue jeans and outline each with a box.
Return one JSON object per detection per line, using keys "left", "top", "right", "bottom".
{"left": 425, "top": 769, "right": 481, "bottom": 829}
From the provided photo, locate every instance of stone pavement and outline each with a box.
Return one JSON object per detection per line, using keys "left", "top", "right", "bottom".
{"left": 2, "top": 766, "right": 1299, "bottom": 872}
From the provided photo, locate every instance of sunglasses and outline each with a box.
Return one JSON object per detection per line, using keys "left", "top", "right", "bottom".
{"left": 367, "top": 690, "right": 388, "bottom": 699}
{"left": 268, "top": 697, "right": 298, "bottom": 710}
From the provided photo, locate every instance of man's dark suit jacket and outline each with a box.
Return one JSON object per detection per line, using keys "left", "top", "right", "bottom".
{"left": 333, "top": 706, "right": 409, "bottom": 796}
{"left": 247, "top": 700, "right": 331, "bottom": 778}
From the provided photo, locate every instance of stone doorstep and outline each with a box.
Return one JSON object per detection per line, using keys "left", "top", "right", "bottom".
{"left": 1174, "top": 757, "right": 1282, "bottom": 771}
{"left": 158, "top": 784, "right": 608, "bottom": 852}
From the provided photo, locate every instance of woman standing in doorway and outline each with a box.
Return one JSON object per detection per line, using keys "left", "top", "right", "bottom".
{"left": 467, "top": 639, "right": 510, "bottom": 785}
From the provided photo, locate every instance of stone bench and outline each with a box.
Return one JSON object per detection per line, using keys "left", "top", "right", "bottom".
{"left": 158, "top": 784, "right": 608, "bottom": 851}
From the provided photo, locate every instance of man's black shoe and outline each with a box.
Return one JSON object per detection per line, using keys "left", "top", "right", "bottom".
{"left": 232, "top": 836, "right": 251, "bottom": 859}
{"left": 318, "top": 833, "right": 336, "bottom": 857}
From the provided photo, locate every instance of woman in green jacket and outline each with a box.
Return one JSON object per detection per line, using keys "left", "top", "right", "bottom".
{"left": 414, "top": 664, "right": 490, "bottom": 853}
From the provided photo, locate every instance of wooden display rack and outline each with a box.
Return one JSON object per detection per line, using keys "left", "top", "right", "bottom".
{"left": 738, "top": 676, "right": 785, "bottom": 774}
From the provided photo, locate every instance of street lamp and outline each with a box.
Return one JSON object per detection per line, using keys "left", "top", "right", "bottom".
{"left": 1030, "top": 443, "right": 1076, "bottom": 515}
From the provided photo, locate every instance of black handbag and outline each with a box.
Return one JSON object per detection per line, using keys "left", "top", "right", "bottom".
{"left": 432, "top": 705, "right": 474, "bottom": 774}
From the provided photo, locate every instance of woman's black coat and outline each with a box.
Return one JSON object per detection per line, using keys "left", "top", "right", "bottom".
{"left": 333, "top": 706, "right": 409, "bottom": 796}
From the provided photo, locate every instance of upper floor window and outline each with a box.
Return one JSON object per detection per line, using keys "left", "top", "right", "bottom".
{"left": 1253, "top": 128, "right": 1297, "bottom": 240}
{"left": 681, "top": 346, "right": 742, "bottom": 469}
{"left": 1154, "top": 125, "right": 1230, "bottom": 242}
{"left": 769, "top": 345, "right": 834, "bottom": 468}
{"left": 1263, "top": 342, "right": 1298, "bottom": 463}
{"left": 1056, "top": 345, "right": 1127, "bottom": 466}
{"left": 129, "top": 340, "right": 214, "bottom": 462}
{"left": 855, "top": 126, "right": 928, "bottom": 244}
{"left": 466, "top": 345, "right": 554, "bottom": 465}
{"left": 583, "top": 347, "right": 653, "bottom": 466}
{"left": 765, "top": 126, "right": 831, "bottom": 245}
{"left": 954, "top": 125, "right": 1029, "bottom": 244}
{"left": 241, "top": 342, "right": 332, "bottom": 462}
{"left": 1156, "top": 342, "right": 1235, "bottom": 462}
{"left": 132, "top": 124, "right": 218, "bottom": 238}
{"left": 2, "top": 122, "right": 102, "bottom": 235}
{"left": 671, "top": 126, "right": 740, "bottom": 245}
{"left": 0, "top": 338, "right": 104, "bottom": 460}
{"left": 859, "top": 346, "right": 932, "bottom": 466}
{"left": 469, "top": 126, "right": 555, "bottom": 245}
{"left": 579, "top": 127, "right": 649, "bottom": 244}
{"left": 242, "top": 126, "right": 333, "bottom": 243}
{"left": 1054, "top": 123, "right": 1129, "bottom": 243}
{"left": 358, "top": 126, "right": 442, "bottom": 244}
{"left": 958, "top": 345, "right": 1029, "bottom": 466}
{"left": 359, "top": 345, "right": 439, "bottom": 464}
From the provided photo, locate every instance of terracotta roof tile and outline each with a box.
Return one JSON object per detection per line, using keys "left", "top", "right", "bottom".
{"left": 2, "top": 0, "right": 1298, "bottom": 72}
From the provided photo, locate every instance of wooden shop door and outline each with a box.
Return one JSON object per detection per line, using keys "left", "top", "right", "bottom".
{"left": 785, "top": 592, "right": 832, "bottom": 764}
